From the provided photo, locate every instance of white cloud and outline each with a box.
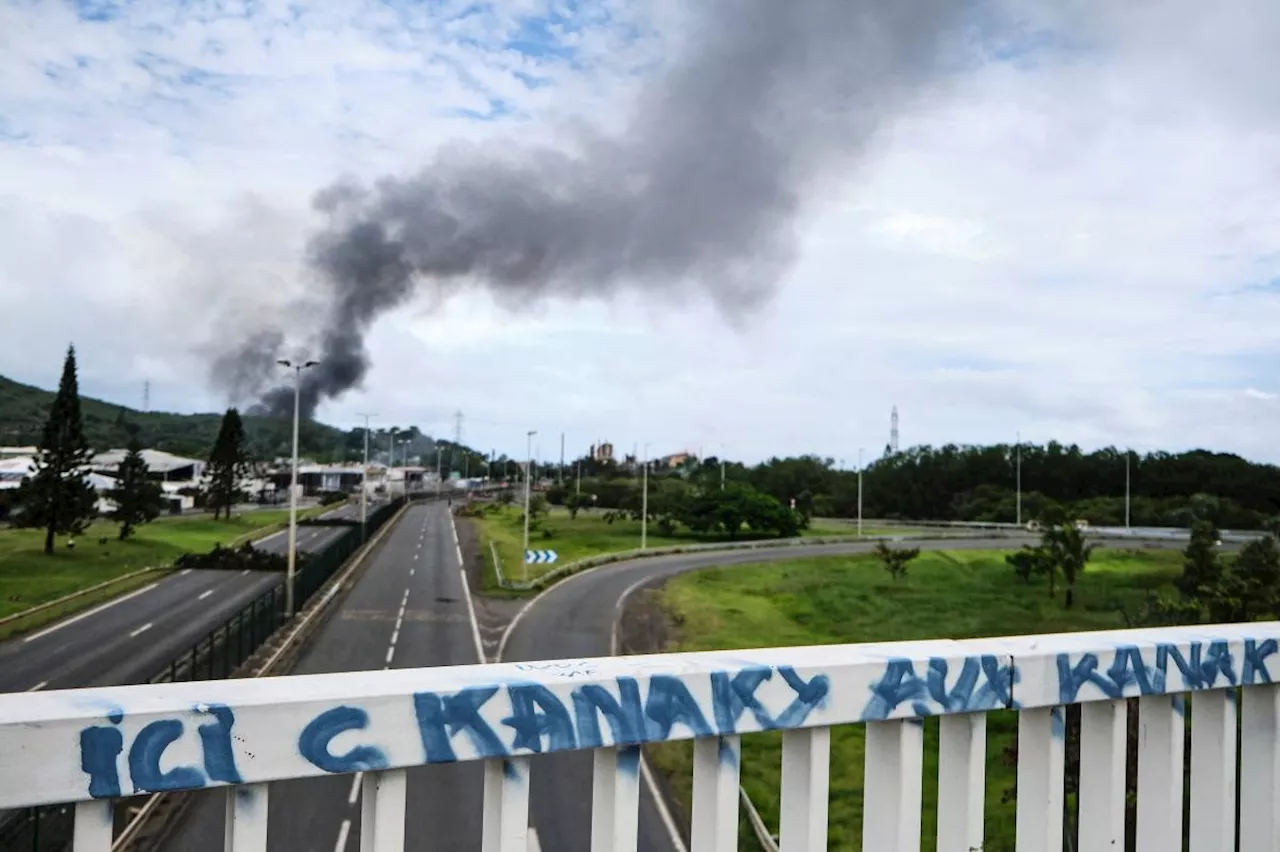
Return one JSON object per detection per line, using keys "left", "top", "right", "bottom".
{"left": 2, "top": 1, "right": 1279, "bottom": 465}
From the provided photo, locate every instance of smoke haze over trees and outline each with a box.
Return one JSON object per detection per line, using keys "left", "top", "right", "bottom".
{"left": 211, "top": 0, "right": 959, "bottom": 417}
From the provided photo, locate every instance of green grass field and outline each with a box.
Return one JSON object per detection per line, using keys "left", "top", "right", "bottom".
{"left": 473, "top": 506, "right": 710, "bottom": 587}
{"left": 471, "top": 506, "right": 918, "bottom": 589}
{"left": 645, "top": 546, "right": 1183, "bottom": 851}
{"left": 0, "top": 507, "right": 328, "bottom": 636}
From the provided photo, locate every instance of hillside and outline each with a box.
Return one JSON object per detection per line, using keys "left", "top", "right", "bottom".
{"left": 0, "top": 375, "right": 350, "bottom": 461}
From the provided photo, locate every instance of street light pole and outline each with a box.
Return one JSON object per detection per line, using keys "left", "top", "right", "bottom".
{"left": 720, "top": 443, "right": 726, "bottom": 491}
{"left": 1125, "top": 450, "right": 1131, "bottom": 529}
{"left": 641, "top": 443, "right": 650, "bottom": 549}
{"left": 523, "top": 430, "right": 536, "bottom": 582}
{"left": 277, "top": 358, "right": 318, "bottom": 618}
{"left": 857, "top": 447, "right": 864, "bottom": 537}
{"left": 357, "top": 413, "right": 376, "bottom": 541}
{"left": 1016, "top": 431, "right": 1022, "bottom": 527}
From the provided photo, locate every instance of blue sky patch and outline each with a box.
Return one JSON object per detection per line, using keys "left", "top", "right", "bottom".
{"left": 74, "top": 0, "right": 123, "bottom": 23}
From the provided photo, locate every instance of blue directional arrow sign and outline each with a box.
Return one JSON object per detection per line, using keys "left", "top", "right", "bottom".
{"left": 525, "top": 549, "right": 559, "bottom": 565}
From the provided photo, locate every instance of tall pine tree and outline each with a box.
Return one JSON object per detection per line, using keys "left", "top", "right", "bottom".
{"left": 207, "top": 408, "right": 248, "bottom": 520}
{"left": 15, "top": 345, "right": 99, "bottom": 553}
{"left": 105, "top": 429, "right": 165, "bottom": 540}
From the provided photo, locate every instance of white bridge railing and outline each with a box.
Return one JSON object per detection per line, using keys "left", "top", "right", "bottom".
{"left": 3, "top": 623, "right": 1280, "bottom": 850}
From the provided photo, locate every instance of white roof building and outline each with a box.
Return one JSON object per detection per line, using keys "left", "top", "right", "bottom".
{"left": 90, "top": 449, "right": 204, "bottom": 481}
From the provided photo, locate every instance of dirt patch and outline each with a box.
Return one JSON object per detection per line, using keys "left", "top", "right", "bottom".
{"left": 454, "top": 510, "right": 526, "bottom": 659}
{"left": 455, "top": 512, "right": 485, "bottom": 590}
{"left": 617, "top": 580, "right": 675, "bottom": 656}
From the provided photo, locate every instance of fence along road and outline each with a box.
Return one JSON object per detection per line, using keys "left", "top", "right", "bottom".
{"left": 160, "top": 499, "right": 497, "bottom": 852}
{"left": 0, "top": 502, "right": 366, "bottom": 694}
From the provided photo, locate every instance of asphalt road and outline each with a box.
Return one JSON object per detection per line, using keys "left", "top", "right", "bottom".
{"left": 500, "top": 533, "right": 1211, "bottom": 852}
{"left": 162, "top": 500, "right": 490, "bottom": 852}
{"left": 0, "top": 502, "right": 368, "bottom": 694}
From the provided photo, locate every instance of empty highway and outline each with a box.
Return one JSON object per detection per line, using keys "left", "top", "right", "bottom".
{"left": 162, "top": 499, "right": 494, "bottom": 852}
{"left": 0, "top": 502, "right": 369, "bottom": 693}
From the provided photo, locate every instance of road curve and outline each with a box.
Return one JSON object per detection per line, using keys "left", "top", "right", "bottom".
{"left": 498, "top": 534, "right": 1206, "bottom": 852}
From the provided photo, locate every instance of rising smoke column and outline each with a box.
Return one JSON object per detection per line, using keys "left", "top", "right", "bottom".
{"left": 226, "top": 0, "right": 958, "bottom": 418}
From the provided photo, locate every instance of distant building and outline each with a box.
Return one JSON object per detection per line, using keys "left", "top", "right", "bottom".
{"left": 90, "top": 449, "right": 205, "bottom": 483}
{"left": 590, "top": 442, "right": 615, "bottom": 462}
{"left": 657, "top": 452, "right": 694, "bottom": 469}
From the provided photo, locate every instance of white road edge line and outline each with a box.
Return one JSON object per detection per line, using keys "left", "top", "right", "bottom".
{"left": 23, "top": 581, "right": 161, "bottom": 643}
{"left": 452, "top": 512, "right": 487, "bottom": 663}
{"left": 347, "top": 772, "right": 363, "bottom": 805}
{"left": 129, "top": 622, "right": 154, "bottom": 639}
{"left": 334, "top": 817, "right": 352, "bottom": 852}
{"left": 498, "top": 567, "right": 689, "bottom": 852}
{"left": 26, "top": 680, "right": 47, "bottom": 692}
{"left": 385, "top": 644, "right": 395, "bottom": 664}
{"left": 611, "top": 575, "right": 689, "bottom": 852}
{"left": 178, "top": 569, "right": 192, "bottom": 576}
{"left": 528, "top": 826, "right": 542, "bottom": 852}
{"left": 197, "top": 590, "right": 213, "bottom": 601}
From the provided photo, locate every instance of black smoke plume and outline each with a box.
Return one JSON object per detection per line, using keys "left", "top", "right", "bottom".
{"left": 223, "top": 1, "right": 958, "bottom": 418}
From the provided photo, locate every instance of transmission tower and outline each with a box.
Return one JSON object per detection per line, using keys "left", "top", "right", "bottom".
{"left": 143, "top": 380, "right": 150, "bottom": 413}
{"left": 453, "top": 410, "right": 464, "bottom": 446}
{"left": 889, "top": 405, "right": 899, "bottom": 453}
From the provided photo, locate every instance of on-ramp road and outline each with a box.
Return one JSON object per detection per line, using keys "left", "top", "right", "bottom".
{"left": 0, "top": 502, "right": 372, "bottom": 694}
{"left": 499, "top": 533, "right": 1206, "bottom": 852}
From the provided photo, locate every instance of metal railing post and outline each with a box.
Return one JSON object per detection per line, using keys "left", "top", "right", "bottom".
{"left": 222, "top": 623, "right": 231, "bottom": 678}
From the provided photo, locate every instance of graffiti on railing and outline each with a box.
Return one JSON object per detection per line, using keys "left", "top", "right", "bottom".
{"left": 68, "top": 662, "right": 831, "bottom": 798}
{"left": 862, "top": 654, "right": 1018, "bottom": 720}
{"left": 28, "top": 629, "right": 1279, "bottom": 805}
{"left": 80, "top": 703, "right": 243, "bottom": 798}
{"left": 1055, "top": 637, "right": 1277, "bottom": 704}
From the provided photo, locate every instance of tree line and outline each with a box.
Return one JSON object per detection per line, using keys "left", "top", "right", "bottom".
{"left": 10, "top": 347, "right": 254, "bottom": 551}
{"left": 556, "top": 443, "right": 1280, "bottom": 530}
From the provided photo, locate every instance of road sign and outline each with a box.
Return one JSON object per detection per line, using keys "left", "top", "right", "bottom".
{"left": 525, "top": 549, "right": 559, "bottom": 565}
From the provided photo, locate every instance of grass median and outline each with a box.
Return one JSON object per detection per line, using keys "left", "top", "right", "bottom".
{"left": 467, "top": 505, "right": 921, "bottom": 591}
{"left": 641, "top": 546, "right": 1182, "bottom": 851}
{"left": 0, "top": 506, "right": 330, "bottom": 638}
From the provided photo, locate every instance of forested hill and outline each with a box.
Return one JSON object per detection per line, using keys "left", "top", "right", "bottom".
{"left": 0, "top": 375, "right": 347, "bottom": 460}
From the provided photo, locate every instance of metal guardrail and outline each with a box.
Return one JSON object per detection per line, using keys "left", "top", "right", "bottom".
{"left": 496, "top": 530, "right": 1017, "bottom": 591}
{"left": 0, "top": 567, "right": 165, "bottom": 631}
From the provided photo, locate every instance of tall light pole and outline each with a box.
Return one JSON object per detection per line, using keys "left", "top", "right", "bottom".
{"left": 1125, "top": 450, "right": 1131, "bottom": 529}
{"left": 641, "top": 443, "right": 650, "bottom": 549}
{"left": 523, "top": 430, "right": 536, "bottom": 582}
{"left": 857, "top": 447, "right": 864, "bottom": 537}
{"left": 399, "top": 439, "right": 411, "bottom": 494}
{"left": 1016, "top": 431, "right": 1022, "bottom": 527}
{"left": 277, "top": 358, "right": 318, "bottom": 618}
{"left": 436, "top": 445, "right": 443, "bottom": 497}
{"left": 720, "top": 443, "right": 726, "bottom": 491}
{"left": 357, "top": 413, "right": 376, "bottom": 541}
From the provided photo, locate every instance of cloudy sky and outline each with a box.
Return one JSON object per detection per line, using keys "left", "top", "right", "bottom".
{"left": 2, "top": 1, "right": 1279, "bottom": 465}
